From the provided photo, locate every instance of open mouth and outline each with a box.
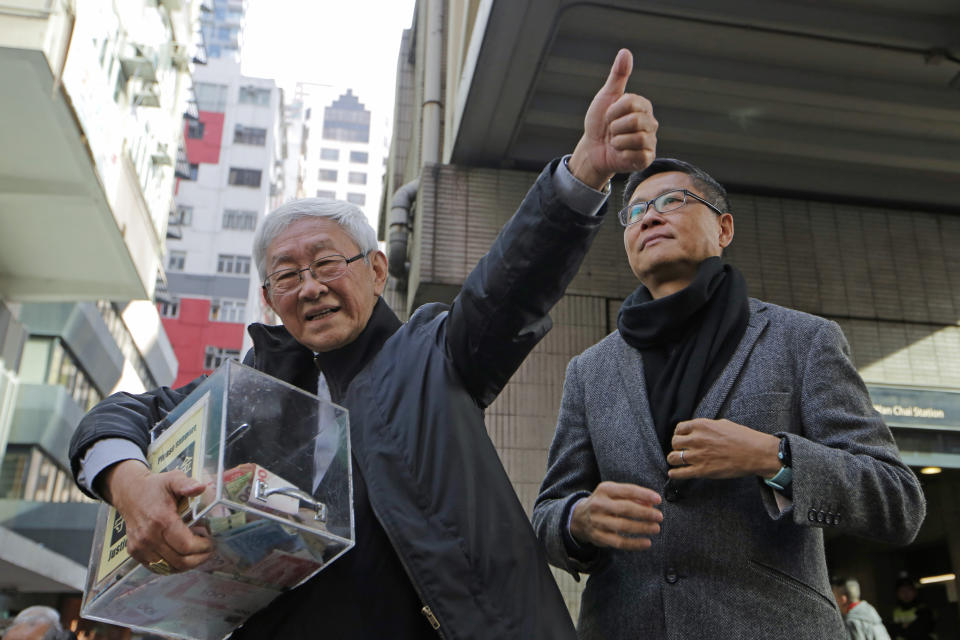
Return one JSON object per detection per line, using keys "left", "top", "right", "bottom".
{"left": 306, "top": 307, "right": 339, "bottom": 321}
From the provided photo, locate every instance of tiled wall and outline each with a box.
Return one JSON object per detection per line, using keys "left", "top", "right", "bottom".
{"left": 408, "top": 163, "right": 960, "bottom": 619}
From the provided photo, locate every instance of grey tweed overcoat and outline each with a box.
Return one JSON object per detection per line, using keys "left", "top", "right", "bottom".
{"left": 532, "top": 298, "right": 926, "bottom": 640}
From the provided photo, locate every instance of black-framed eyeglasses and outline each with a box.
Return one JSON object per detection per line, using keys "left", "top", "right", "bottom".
{"left": 263, "top": 252, "right": 366, "bottom": 295}
{"left": 618, "top": 189, "right": 725, "bottom": 227}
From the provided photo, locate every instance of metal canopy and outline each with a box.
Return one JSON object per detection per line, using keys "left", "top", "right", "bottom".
{"left": 450, "top": 0, "right": 960, "bottom": 208}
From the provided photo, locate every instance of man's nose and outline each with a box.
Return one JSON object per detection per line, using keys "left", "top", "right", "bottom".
{"left": 639, "top": 208, "right": 665, "bottom": 231}
{"left": 298, "top": 271, "right": 329, "bottom": 299}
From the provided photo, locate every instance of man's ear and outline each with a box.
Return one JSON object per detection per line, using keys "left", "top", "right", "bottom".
{"left": 370, "top": 250, "right": 388, "bottom": 296}
{"left": 261, "top": 286, "right": 276, "bottom": 315}
{"left": 718, "top": 213, "right": 734, "bottom": 249}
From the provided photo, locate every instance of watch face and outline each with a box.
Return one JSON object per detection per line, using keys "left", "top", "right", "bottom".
{"left": 778, "top": 436, "right": 792, "bottom": 466}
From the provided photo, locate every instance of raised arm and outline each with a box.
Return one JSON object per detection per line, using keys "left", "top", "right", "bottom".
{"left": 445, "top": 49, "right": 658, "bottom": 406}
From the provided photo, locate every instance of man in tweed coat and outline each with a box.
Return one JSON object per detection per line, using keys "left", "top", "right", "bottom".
{"left": 532, "top": 158, "right": 926, "bottom": 640}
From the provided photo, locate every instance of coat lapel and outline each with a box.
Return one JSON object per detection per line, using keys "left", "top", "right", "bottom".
{"left": 695, "top": 300, "right": 769, "bottom": 419}
{"left": 614, "top": 333, "right": 669, "bottom": 473}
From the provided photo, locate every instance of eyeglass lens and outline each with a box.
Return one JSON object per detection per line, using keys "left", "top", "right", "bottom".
{"left": 620, "top": 190, "right": 687, "bottom": 226}
{"left": 269, "top": 256, "right": 348, "bottom": 292}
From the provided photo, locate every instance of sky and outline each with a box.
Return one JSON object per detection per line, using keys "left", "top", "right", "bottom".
{"left": 241, "top": 0, "right": 418, "bottom": 123}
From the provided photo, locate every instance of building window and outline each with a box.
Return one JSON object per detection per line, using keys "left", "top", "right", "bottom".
{"left": 316, "top": 190, "right": 336, "bottom": 199}
{"left": 186, "top": 120, "right": 205, "bottom": 139}
{"left": 349, "top": 151, "right": 368, "bottom": 163}
{"left": 204, "top": 346, "right": 241, "bottom": 370}
{"left": 238, "top": 86, "right": 271, "bottom": 105}
{"left": 318, "top": 169, "right": 337, "bottom": 182}
{"left": 228, "top": 168, "right": 262, "bottom": 187}
{"left": 210, "top": 298, "right": 247, "bottom": 323}
{"left": 320, "top": 148, "right": 339, "bottom": 161}
{"left": 0, "top": 446, "right": 93, "bottom": 503}
{"left": 222, "top": 209, "right": 258, "bottom": 230}
{"left": 348, "top": 171, "right": 367, "bottom": 185}
{"left": 347, "top": 193, "right": 365, "bottom": 206}
{"left": 94, "top": 301, "right": 157, "bottom": 390}
{"left": 19, "top": 337, "right": 103, "bottom": 412}
{"left": 170, "top": 205, "right": 192, "bottom": 227}
{"left": 158, "top": 298, "right": 180, "bottom": 318}
{"left": 194, "top": 82, "right": 228, "bottom": 111}
{"left": 183, "top": 163, "right": 199, "bottom": 181}
{"left": 234, "top": 125, "right": 267, "bottom": 146}
{"left": 217, "top": 254, "right": 251, "bottom": 275}
{"left": 167, "top": 250, "right": 186, "bottom": 271}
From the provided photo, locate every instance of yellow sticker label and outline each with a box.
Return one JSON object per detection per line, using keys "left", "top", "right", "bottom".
{"left": 94, "top": 392, "right": 209, "bottom": 583}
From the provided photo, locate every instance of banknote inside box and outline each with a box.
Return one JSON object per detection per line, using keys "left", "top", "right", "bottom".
{"left": 81, "top": 360, "right": 354, "bottom": 640}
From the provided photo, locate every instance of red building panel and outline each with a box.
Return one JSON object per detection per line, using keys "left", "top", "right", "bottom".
{"left": 161, "top": 298, "right": 245, "bottom": 387}
{"left": 184, "top": 110, "right": 225, "bottom": 165}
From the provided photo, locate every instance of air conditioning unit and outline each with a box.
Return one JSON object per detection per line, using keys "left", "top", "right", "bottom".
{"left": 152, "top": 143, "right": 173, "bottom": 166}
{"left": 171, "top": 42, "right": 192, "bottom": 70}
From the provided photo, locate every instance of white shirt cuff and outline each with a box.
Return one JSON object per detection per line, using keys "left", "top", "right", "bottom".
{"left": 78, "top": 438, "right": 148, "bottom": 499}
{"left": 553, "top": 155, "right": 609, "bottom": 217}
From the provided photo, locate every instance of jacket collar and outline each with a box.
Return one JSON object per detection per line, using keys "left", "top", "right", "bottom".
{"left": 246, "top": 297, "right": 402, "bottom": 399}
{"left": 313, "top": 297, "right": 402, "bottom": 401}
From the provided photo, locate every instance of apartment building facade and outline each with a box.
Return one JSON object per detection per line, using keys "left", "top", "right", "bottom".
{"left": 0, "top": 0, "right": 196, "bottom": 627}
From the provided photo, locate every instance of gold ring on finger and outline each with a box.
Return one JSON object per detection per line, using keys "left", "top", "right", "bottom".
{"left": 148, "top": 558, "right": 174, "bottom": 575}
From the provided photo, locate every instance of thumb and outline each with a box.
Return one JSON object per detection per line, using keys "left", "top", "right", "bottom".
{"left": 168, "top": 474, "right": 206, "bottom": 497}
{"left": 600, "top": 48, "right": 633, "bottom": 97}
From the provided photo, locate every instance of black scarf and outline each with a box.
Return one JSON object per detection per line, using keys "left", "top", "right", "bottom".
{"left": 313, "top": 297, "right": 402, "bottom": 402}
{"left": 617, "top": 257, "right": 749, "bottom": 454}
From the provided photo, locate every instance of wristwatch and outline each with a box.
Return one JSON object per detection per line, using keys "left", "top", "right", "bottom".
{"left": 763, "top": 436, "right": 793, "bottom": 492}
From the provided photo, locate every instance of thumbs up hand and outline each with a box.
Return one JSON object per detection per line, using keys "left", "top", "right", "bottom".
{"left": 568, "top": 49, "right": 658, "bottom": 190}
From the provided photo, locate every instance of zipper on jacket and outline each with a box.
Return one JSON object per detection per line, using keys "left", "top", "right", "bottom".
{"left": 421, "top": 606, "right": 441, "bottom": 631}
{"left": 359, "top": 454, "right": 445, "bottom": 638}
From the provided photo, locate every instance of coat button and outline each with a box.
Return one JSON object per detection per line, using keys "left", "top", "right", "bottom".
{"left": 807, "top": 509, "right": 816, "bottom": 522}
{"left": 665, "top": 487, "right": 681, "bottom": 502}
{"left": 665, "top": 568, "right": 678, "bottom": 584}
{"left": 817, "top": 511, "right": 826, "bottom": 523}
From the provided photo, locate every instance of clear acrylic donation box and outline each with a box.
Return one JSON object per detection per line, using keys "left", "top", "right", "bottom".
{"left": 81, "top": 360, "right": 354, "bottom": 640}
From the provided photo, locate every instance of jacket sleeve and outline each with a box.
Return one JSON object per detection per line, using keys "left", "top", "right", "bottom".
{"left": 532, "top": 356, "right": 605, "bottom": 576}
{"left": 764, "top": 320, "right": 926, "bottom": 544}
{"left": 443, "top": 158, "right": 606, "bottom": 408}
{"left": 68, "top": 377, "right": 205, "bottom": 498}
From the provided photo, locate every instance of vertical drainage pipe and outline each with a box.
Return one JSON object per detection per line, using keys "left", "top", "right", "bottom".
{"left": 388, "top": 178, "right": 419, "bottom": 280}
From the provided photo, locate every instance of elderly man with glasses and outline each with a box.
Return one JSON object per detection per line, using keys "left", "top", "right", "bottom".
{"left": 68, "top": 50, "right": 656, "bottom": 639}
{"left": 532, "top": 158, "right": 926, "bottom": 639}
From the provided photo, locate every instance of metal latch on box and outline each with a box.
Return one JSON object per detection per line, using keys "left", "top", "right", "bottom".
{"left": 253, "top": 480, "right": 328, "bottom": 523}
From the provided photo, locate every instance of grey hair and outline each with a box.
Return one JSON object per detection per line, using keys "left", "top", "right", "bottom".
{"left": 13, "top": 605, "right": 62, "bottom": 631}
{"left": 831, "top": 576, "right": 861, "bottom": 602}
{"left": 253, "top": 198, "right": 378, "bottom": 282}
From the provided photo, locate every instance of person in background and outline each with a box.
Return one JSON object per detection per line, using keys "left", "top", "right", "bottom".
{"left": 2, "top": 606, "right": 75, "bottom": 640}
{"left": 832, "top": 576, "right": 891, "bottom": 640}
{"left": 891, "top": 576, "right": 937, "bottom": 640}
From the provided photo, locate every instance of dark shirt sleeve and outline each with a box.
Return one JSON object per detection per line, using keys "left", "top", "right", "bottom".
{"left": 68, "top": 377, "right": 205, "bottom": 498}
{"left": 443, "top": 158, "right": 606, "bottom": 408}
